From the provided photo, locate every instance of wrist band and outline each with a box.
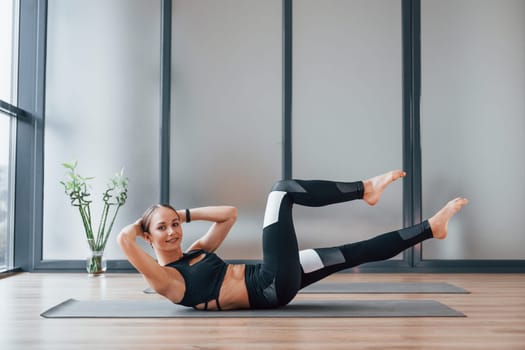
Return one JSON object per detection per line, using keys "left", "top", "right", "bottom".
{"left": 185, "top": 208, "right": 191, "bottom": 223}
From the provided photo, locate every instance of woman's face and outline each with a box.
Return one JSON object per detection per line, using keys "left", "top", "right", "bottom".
{"left": 145, "top": 206, "right": 183, "bottom": 251}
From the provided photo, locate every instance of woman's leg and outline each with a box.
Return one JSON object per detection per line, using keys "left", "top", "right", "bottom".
{"left": 299, "top": 221, "right": 432, "bottom": 287}
{"left": 257, "top": 179, "right": 366, "bottom": 306}
{"left": 257, "top": 171, "right": 406, "bottom": 306}
{"left": 299, "top": 197, "right": 468, "bottom": 288}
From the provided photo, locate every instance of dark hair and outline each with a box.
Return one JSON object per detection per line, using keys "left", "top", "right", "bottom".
{"left": 141, "top": 204, "right": 179, "bottom": 232}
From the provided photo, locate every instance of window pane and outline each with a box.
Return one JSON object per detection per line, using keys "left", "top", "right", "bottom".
{"left": 293, "top": 0, "right": 404, "bottom": 257}
{"left": 0, "top": 0, "right": 17, "bottom": 271}
{"left": 0, "top": 115, "right": 14, "bottom": 271}
{"left": 43, "top": 0, "right": 161, "bottom": 259}
{"left": 170, "top": 0, "right": 282, "bottom": 259}
{"left": 0, "top": 0, "right": 16, "bottom": 103}
{"left": 421, "top": 0, "right": 525, "bottom": 259}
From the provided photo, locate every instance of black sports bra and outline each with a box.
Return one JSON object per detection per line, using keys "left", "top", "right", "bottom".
{"left": 165, "top": 249, "right": 228, "bottom": 310}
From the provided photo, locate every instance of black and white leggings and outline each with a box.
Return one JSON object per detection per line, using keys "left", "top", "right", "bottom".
{"left": 244, "top": 179, "right": 433, "bottom": 309}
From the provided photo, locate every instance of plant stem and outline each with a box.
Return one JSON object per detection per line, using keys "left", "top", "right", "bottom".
{"left": 78, "top": 205, "right": 94, "bottom": 250}
{"left": 86, "top": 205, "right": 92, "bottom": 229}
{"left": 96, "top": 203, "right": 110, "bottom": 250}
{"left": 101, "top": 204, "right": 121, "bottom": 250}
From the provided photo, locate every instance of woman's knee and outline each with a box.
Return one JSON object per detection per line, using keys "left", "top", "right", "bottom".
{"left": 275, "top": 282, "right": 300, "bottom": 307}
{"left": 271, "top": 179, "right": 304, "bottom": 193}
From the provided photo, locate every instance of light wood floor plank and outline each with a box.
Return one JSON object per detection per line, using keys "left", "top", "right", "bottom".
{"left": 1, "top": 273, "right": 524, "bottom": 349}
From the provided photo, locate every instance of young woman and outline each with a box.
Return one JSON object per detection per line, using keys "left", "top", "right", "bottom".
{"left": 118, "top": 170, "right": 468, "bottom": 310}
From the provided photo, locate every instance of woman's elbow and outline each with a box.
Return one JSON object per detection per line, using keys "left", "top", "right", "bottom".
{"left": 117, "top": 231, "right": 133, "bottom": 249}
{"left": 116, "top": 233, "right": 127, "bottom": 251}
{"left": 229, "top": 206, "right": 238, "bottom": 221}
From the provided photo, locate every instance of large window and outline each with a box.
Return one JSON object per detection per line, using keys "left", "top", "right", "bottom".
{"left": 43, "top": 0, "right": 161, "bottom": 260}
{"left": 0, "top": 0, "right": 17, "bottom": 103}
{"left": 421, "top": 0, "right": 525, "bottom": 259}
{"left": 0, "top": 0, "right": 18, "bottom": 272}
{"left": 8, "top": 0, "right": 525, "bottom": 271}
{"left": 293, "top": 0, "right": 403, "bottom": 255}
{"left": 170, "top": 0, "right": 282, "bottom": 259}
{"left": 0, "top": 117, "right": 14, "bottom": 271}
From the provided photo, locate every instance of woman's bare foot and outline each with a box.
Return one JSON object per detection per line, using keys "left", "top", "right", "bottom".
{"left": 363, "top": 170, "right": 406, "bottom": 206}
{"left": 428, "top": 198, "right": 469, "bottom": 239}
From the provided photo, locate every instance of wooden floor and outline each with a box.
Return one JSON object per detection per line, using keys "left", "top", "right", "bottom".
{"left": 1, "top": 273, "right": 524, "bottom": 350}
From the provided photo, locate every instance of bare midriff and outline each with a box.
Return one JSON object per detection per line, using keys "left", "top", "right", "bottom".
{"left": 192, "top": 263, "right": 250, "bottom": 311}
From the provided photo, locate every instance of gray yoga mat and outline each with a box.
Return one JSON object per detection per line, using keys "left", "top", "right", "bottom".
{"left": 41, "top": 298, "right": 465, "bottom": 318}
{"left": 142, "top": 282, "right": 469, "bottom": 295}
{"left": 300, "top": 282, "right": 470, "bottom": 294}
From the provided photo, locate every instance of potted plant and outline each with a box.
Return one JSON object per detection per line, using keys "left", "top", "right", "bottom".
{"left": 60, "top": 161, "right": 128, "bottom": 276}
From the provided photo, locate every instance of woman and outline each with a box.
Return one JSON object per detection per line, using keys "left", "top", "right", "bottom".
{"left": 118, "top": 170, "right": 468, "bottom": 310}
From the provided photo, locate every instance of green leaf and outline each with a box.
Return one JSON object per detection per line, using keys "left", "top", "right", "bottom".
{"left": 61, "top": 161, "right": 129, "bottom": 251}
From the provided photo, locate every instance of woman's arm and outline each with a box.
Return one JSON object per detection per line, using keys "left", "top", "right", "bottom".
{"left": 117, "top": 219, "right": 175, "bottom": 294}
{"left": 184, "top": 206, "right": 238, "bottom": 252}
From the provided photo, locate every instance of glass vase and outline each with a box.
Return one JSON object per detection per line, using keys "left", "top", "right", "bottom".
{"left": 87, "top": 250, "right": 107, "bottom": 276}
